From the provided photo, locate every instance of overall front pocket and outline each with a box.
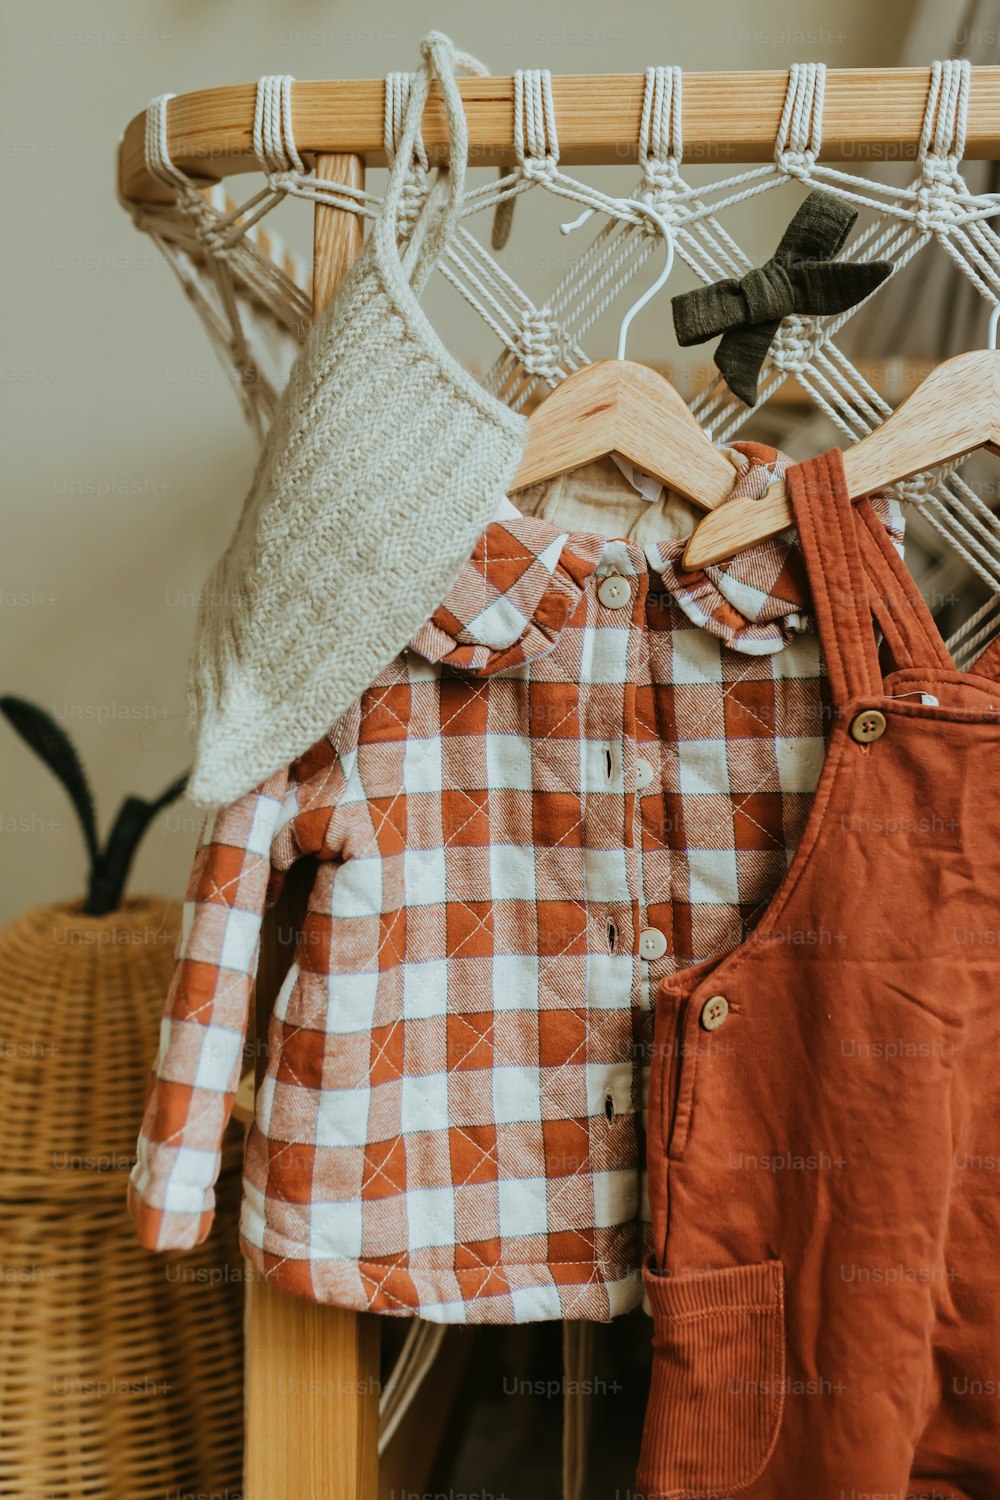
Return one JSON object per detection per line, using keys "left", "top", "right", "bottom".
{"left": 637, "top": 1258, "right": 786, "bottom": 1498}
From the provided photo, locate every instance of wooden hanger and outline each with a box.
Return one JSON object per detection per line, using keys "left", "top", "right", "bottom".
{"left": 509, "top": 200, "right": 737, "bottom": 508}
{"left": 683, "top": 314, "right": 1000, "bottom": 569}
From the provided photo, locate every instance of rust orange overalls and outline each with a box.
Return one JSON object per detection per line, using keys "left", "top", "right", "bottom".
{"left": 638, "top": 448, "right": 1000, "bottom": 1500}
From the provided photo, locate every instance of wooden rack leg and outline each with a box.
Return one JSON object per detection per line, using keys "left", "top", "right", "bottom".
{"left": 242, "top": 154, "right": 379, "bottom": 1500}
{"left": 244, "top": 1274, "right": 380, "bottom": 1500}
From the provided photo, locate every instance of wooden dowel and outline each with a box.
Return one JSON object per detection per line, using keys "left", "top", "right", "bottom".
{"left": 119, "top": 67, "right": 1000, "bottom": 204}
{"left": 243, "top": 153, "right": 381, "bottom": 1500}
{"left": 244, "top": 1275, "right": 380, "bottom": 1500}
{"left": 312, "top": 154, "right": 365, "bottom": 312}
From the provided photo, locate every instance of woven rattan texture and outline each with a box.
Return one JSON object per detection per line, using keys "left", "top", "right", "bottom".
{"left": 0, "top": 898, "right": 245, "bottom": 1500}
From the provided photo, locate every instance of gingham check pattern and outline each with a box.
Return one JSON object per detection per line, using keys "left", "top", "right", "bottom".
{"left": 129, "top": 443, "right": 903, "bottom": 1323}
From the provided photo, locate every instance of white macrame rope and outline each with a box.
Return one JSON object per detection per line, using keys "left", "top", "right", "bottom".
{"left": 921, "top": 58, "right": 969, "bottom": 161}
{"left": 441, "top": 51, "right": 981, "bottom": 399}
{"left": 145, "top": 93, "right": 185, "bottom": 190}
{"left": 949, "top": 588, "right": 1000, "bottom": 646}
{"left": 253, "top": 74, "right": 306, "bottom": 178}
{"left": 513, "top": 68, "right": 560, "bottom": 178}
{"left": 384, "top": 71, "right": 429, "bottom": 168}
{"left": 948, "top": 591, "right": 1000, "bottom": 669}
{"left": 775, "top": 61, "right": 826, "bottom": 174}
{"left": 639, "top": 66, "right": 682, "bottom": 189}
{"left": 132, "top": 58, "right": 1000, "bottom": 600}
{"left": 383, "top": 70, "right": 433, "bottom": 242}
{"left": 468, "top": 56, "right": 999, "bottom": 538}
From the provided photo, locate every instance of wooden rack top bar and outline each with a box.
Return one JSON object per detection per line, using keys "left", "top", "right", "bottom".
{"left": 118, "top": 67, "right": 1000, "bottom": 204}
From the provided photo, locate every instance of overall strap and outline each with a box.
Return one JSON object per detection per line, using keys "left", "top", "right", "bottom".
{"left": 854, "top": 500, "right": 954, "bottom": 673}
{"left": 788, "top": 448, "right": 964, "bottom": 705}
{"left": 786, "top": 448, "right": 883, "bottom": 707}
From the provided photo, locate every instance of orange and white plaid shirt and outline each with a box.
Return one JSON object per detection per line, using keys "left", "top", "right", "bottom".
{"left": 128, "top": 442, "right": 903, "bottom": 1323}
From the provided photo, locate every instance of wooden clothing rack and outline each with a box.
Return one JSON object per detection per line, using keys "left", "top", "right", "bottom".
{"left": 117, "top": 67, "right": 1000, "bottom": 1500}
{"left": 118, "top": 68, "right": 1000, "bottom": 202}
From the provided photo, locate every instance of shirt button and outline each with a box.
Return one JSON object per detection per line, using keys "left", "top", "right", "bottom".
{"left": 849, "top": 708, "right": 887, "bottom": 744}
{"left": 598, "top": 575, "right": 631, "bottom": 609}
{"left": 700, "top": 994, "right": 730, "bottom": 1031}
{"left": 639, "top": 927, "right": 667, "bottom": 960}
{"left": 635, "top": 757, "right": 655, "bottom": 791}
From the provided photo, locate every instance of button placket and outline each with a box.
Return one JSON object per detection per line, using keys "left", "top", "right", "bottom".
{"left": 581, "top": 548, "right": 647, "bottom": 1145}
{"left": 628, "top": 572, "right": 671, "bottom": 992}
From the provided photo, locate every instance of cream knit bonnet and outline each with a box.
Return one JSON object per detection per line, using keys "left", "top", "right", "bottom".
{"left": 186, "top": 33, "right": 528, "bottom": 808}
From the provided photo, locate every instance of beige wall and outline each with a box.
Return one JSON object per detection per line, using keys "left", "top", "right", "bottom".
{"left": 1, "top": 0, "right": 918, "bottom": 922}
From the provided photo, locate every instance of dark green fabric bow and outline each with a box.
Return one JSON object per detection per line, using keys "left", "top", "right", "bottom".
{"left": 671, "top": 190, "right": 892, "bottom": 406}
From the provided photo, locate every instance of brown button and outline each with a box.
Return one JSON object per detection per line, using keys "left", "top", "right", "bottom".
{"left": 700, "top": 994, "right": 729, "bottom": 1032}
{"left": 849, "top": 709, "right": 887, "bottom": 744}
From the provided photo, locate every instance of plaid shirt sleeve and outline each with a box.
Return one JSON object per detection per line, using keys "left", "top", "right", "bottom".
{"left": 127, "top": 766, "right": 298, "bottom": 1251}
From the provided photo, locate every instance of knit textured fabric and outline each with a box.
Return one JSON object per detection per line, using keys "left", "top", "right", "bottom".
{"left": 186, "top": 34, "right": 527, "bottom": 808}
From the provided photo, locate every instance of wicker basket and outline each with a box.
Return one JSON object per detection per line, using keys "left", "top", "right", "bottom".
{"left": 0, "top": 897, "right": 245, "bottom": 1499}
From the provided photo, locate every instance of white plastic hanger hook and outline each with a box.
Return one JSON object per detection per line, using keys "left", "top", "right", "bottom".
{"left": 561, "top": 198, "right": 676, "bottom": 361}
{"left": 988, "top": 301, "right": 1000, "bottom": 351}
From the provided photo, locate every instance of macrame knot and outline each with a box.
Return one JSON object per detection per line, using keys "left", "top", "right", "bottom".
{"left": 774, "top": 146, "right": 815, "bottom": 179}
{"left": 641, "top": 158, "right": 679, "bottom": 194}
{"left": 199, "top": 226, "right": 233, "bottom": 262}
{"left": 895, "top": 461, "right": 955, "bottom": 503}
{"left": 639, "top": 65, "right": 683, "bottom": 185}
{"left": 671, "top": 189, "right": 891, "bottom": 405}
{"left": 517, "top": 305, "right": 567, "bottom": 381}
{"left": 265, "top": 169, "right": 301, "bottom": 196}
{"left": 641, "top": 159, "right": 687, "bottom": 215}
{"left": 768, "top": 314, "right": 816, "bottom": 374}
{"left": 774, "top": 63, "right": 826, "bottom": 180}
{"left": 397, "top": 171, "right": 429, "bottom": 237}
{"left": 182, "top": 196, "right": 233, "bottom": 261}
{"left": 914, "top": 165, "right": 966, "bottom": 234}
{"left": 513, "top": 68, "right": 560, "bottom": 185}
{"left": 519, "top": 152, "right": 559, "bottom": 183}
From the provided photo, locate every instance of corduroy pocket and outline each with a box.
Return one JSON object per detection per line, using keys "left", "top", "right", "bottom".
{"left": 636, "top": 1259, "right": 785, "bottom": 1498}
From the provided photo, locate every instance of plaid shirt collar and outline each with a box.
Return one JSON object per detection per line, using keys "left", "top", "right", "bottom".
{"left": 409, "top": 441, "right": 903, "bottom": 675}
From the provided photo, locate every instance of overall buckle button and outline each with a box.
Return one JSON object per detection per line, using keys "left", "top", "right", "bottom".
{"left": 849, "top": 708, "right": 887, "bottom": 744}
{"left": 700, "top": 994, "right": 730, "bottom": 1032}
